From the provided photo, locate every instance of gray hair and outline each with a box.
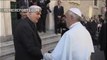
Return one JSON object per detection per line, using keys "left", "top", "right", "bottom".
{"left": 68, "top": 10, "right": 82, "bottom": 21}
{"left": 28, "top": 5, "right": 42, "bottom": 13}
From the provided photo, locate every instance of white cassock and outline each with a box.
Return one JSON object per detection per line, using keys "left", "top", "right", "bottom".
{"left": 43, "top": 22, "right": 94, "bottom": 60}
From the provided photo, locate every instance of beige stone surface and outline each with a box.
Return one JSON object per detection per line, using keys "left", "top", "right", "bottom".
{"left": 0, "top": 0, "right": 12, "bottom": 37}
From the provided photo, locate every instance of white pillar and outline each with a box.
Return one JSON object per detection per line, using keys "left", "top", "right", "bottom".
{"left": 0, "top": 1, "right": 5, "bottom": 37}
{"left": 3, "top": 1, "right": 12, "bottom": 36}
{"left": 46, "top": 1, "right": 56, "bottom": 31}
{"left": 89, "top": 6, "right": 93, "bottom": 19}
{"left": 0, "top": 0, "right": 12, "bottom": 42}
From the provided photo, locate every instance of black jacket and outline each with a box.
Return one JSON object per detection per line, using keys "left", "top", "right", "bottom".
{"left": 54, "top": 5, "right": 64, "bottom": 18}
{"left": 14, "top": 18, "right": 43, "bottom": 60}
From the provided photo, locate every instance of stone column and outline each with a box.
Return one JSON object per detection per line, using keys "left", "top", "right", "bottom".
{"left": 46, "top": 1, "right": 56, "bottom": 31}
{"left": 0, "top": 0, "right": 12, "bottom": 42}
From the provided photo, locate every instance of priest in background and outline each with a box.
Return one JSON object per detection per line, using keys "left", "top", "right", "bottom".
{"left": 43, "top": 8, "right": 94, "bottom": 60}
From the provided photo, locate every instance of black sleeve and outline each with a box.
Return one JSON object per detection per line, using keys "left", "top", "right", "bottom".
{"left": 98, "top": 23, "right": 106, "bottom": 44}
{"left": 19, "top": 26, "right": 43, "bottom": 59}
{"left": 45, "top": 0, "right": 50, "bottom": 5}
{"left": 54, "top": 6, "right": 57, "bottom": 16}
{"left": 61, "top": 6, "right": 64, "bottom": 16}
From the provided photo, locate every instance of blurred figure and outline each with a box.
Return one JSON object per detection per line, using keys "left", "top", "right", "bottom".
{"left": 16, "top": 0, "right": 38, "bottom": 19}
{"left": 60, "top": 15, "right": 69, "bottom": 36}
{"left": 80, "top": 14, "right": 87, "bottom": 26}
{"left": 16, "top": 0, "right": 29, "bottom": 8}
{"left": 43, "top": 8, "right": 94, "bottom": 60}
{"left": 97, "top": 15, "right": 104, "bottom": 32}
{"left": 86, "top": 16, "right": 98, "bottom": 45}
{"left": 98, "top": 15, "right": 104, "bottom": 24}
{"left": 19, "top": 6, "right": 28, "bottom": 19}
{"left": 98, "top": 22, "right": 106, "bottom": 60}
{"left": 46, "top": 4, "right": 52, "bottom": 13}
{"left": 14, "top": 5, "right": 43, "bottom": 60}
{"left": 54, "top": 0, "right": 64, "bottom": 34}
{"left": 30, "top": 0, "right": 38, "bottom": 5}
{"left": 12, "top": 6, "right": 27, "bottom": 34}
{"left": 37, "top": 0, "right": 50, "bottom": 33}
{"left": 16, "top": 0, "right": 29, "bottom": 19}
{"left": 16, "top": 0, "right": 37, "bottom": 8}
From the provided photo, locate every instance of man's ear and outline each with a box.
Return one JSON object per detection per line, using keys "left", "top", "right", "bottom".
{"left": 27, "top": 12, "right": 31, "bottom": 17}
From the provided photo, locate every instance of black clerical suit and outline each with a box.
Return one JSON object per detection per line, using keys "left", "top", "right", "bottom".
{"left": 13, "top": 18, "right": 43, "bottom": 60}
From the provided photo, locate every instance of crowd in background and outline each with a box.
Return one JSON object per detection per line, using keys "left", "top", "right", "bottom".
{"left": 16, "top": 0, "right": 106, "bottom": 46}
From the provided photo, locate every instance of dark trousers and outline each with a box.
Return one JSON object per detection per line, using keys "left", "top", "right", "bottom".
{"left": 54, "top": 18, "right": 61, "bottom": 34}
{"left": 37, "top": 14, "right": 47, "bottom": 32}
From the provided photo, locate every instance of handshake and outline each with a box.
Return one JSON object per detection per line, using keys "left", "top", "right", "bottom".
{"left": 41, "top": 53, "right": 52, "bottom": 60}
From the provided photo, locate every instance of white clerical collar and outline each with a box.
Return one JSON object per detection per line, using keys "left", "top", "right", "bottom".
{"left": 69, "top": 22, "right": 80, "bottom": 29}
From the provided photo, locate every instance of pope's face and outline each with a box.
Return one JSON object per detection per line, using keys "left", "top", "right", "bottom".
{"left": 65, "top": 11, "right": 72, "bottom": 27}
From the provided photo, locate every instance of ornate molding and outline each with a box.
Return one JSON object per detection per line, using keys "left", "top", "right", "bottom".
{"left": 68, "top": 1, "right": 80, "bottom": 6}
